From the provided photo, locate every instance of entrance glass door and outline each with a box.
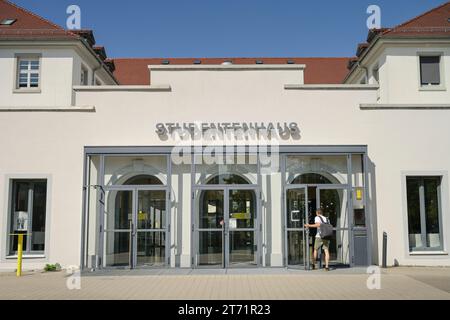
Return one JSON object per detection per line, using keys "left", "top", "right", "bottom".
{"left": 228, "top": 189, "right": 257, "bottom": 267}
{"left": 195, "top": 187, "right": 259, "bottom": 268}
{"left": 285, "top": 187, "right": 309, "bottom": 268}
{"left": 105, "top": 188, "right": 168, "bottom": 268}
{"left": 105, "top": 190, "right": 134, "bottom": 267}
{"left": 136, "top": 189, "right": 167, "bottom": 267}
{"left": 316, "top": 187, "right": 350, "bottom": 266}
{"left": 197, "top": 190, "right": 225, "bottom": 267}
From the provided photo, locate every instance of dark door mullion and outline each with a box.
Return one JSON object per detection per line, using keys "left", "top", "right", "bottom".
{"left": 418, "top": 179, "right": 427, "bottom": 249}
{"left": 26, "top": 182, "right": 34, "bottom": 254}
{"left": 224, "top": 188, "right": 229, "bottom": 269}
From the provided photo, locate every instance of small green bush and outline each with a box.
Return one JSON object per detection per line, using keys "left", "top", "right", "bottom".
{"left": 44, "top": 263, "right": 61, "bottom": 272}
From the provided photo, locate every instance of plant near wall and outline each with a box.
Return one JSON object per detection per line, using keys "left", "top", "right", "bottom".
{"left": 44, "top": 263, "right": 61, "bottom": 272}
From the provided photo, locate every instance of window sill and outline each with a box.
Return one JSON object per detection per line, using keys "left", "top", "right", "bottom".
{"left": 13, "top": 89, "right": 41, "bottom": 94}
{"left": 409, "top": 251, "right": 448, "bottom": 256}
{"left": 6, "top": 254, "right": 45, "bottom": 259}
{"left": 419, "top": 86, "right": 446, "bottom": 92}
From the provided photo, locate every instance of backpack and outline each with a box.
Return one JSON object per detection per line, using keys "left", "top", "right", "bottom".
{"left": 318, "top": 216, "right": 333, "bottom": 240}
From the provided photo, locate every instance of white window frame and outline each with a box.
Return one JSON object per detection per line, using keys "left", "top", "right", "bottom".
{"left": 1, "top": 174, "right": 52, "bottom": 262}
{"left": 417, "top": 52, "right": 446, "bottom": 91}
{"left": 401, "top": 171, "right": 449, "bottom": 257}
{"left": 14, "top": 54, "right": 42, "bottom": 92}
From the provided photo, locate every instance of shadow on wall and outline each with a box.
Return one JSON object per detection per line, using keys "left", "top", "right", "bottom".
{"left": 265, "top": 177, "right": 272, "bottom": 266}
{"left": 368, "top": 158, "right": 379, "bottom": 265}
{"left": 175, "top": 171, "right": 183, "bottom": 267}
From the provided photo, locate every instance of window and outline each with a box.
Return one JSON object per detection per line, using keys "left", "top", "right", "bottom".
{"left": 420, "top": 56, "right": 441, "bottom": 86}
{"left": 0, "top": 18, "right": 17, "bottom": 25}
{"left": 17, "top": 57, "right": 40, "bottom": 89}
{"left": 406, "top": 176, "right": 443, "bottom": 252}
{"left": 8, "top": 180, "right": 47, "bottom": 255}
{"left": 81, "top": 65, "right": 89, "bottom": 85}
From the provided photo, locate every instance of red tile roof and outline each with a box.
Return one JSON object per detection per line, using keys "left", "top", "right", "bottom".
{"left": 0, "top": 0, "right": 78, "bottom": 40}
{"left": 383, "top": 1, "right": 450, "bottom": 37}
{"left": 0, "top": 0, "right": 117, "bottom": 80}
{"left": 112, "top": 57, "right": 351, "bottom": 85}
{"left": 347, "top": 2, "right": 450, "bottom": 76}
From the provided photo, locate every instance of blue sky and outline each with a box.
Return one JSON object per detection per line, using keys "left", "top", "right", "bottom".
{"left": 12, "top": 0, "right": 446, "bottom": 58}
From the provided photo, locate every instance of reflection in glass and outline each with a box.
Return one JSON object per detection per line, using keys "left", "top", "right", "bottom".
{"left": 229, "top": 231, "right": 256, "bottom": 266}
{"left": 318, "top": 189, "right": 345, "bottom": 229}
{"left": 424, "top": 178, "right": 441, "bottom": 248}
{"left": 229, "top": 190, "right": 255, "bottom": 229}
{"left": 112, "top": 191, "right": 133, "bottom": 230}
{"left": 287, "top": 231, "right": 305, "bottom": 266}
{"left": 136, "top": 232, "right": 165, "bottom": 267}
{"left": 199, "top": 190, "right": 224, "bottom": 229}
{"left": 137, "top": 190, "right": 166, "bottom": 230}
{"left": 407, "top": 177, "right": 442, "bottom": 251}
{"left": 105, "top": 232, "right": 130, "bottom": 267}
{"left": 199, "top": 231, "right": 223, "bottom": 266}
{"left": 286, "top": 189, "right": 306, "bottom": 229}
{"left": 9, "top": 180, "right": 47, "bottom": 254}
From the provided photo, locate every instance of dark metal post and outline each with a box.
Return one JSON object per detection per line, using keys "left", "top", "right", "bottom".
{"left": 382, "top": 232, "right": 387, "bottom": 268}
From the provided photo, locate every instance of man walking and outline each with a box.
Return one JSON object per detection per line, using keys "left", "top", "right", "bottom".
{"left": 305, "top": 208, "right": 330, "bottom": 271}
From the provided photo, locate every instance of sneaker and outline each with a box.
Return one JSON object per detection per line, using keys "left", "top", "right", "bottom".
{"left": 324, "top": 267, "right": 330, "bottom": 272}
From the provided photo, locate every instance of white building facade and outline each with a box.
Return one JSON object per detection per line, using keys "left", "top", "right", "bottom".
{"left": 0, "top": 1, "right": 449, "bottom": 271}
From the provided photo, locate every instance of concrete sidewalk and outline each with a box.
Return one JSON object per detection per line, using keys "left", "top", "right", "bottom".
{"left": 0, "top": 267, "right": 448, "bottom": 300}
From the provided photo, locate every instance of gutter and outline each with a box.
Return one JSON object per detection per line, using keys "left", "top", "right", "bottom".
{"left": 357, "top": 61, "right": 369, "bottom": 83}
{"left": 77, "top": 38, "right": 119, "bottom": 85}
{"left": 92, "top": 63, "right": 102, "bottom": 85}
{"left": 343, "top": 33, "right": 382, "bottom": 83}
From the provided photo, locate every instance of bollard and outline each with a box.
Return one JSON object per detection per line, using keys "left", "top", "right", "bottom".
{"left": 382, "top": 232, "right": 387, "bottom": 268}
{"left": 17, "top": 234, "right": 24, "bottom": 277}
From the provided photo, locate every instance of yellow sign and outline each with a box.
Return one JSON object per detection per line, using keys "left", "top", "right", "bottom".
{"left": 230, "top": 212, "right": 250, "bottom": 219}
{"left": 138, "top": 211, "right": 148, "bottom": 221}
{"left": 356, "top": 188, "right": 363, "bottom": 201}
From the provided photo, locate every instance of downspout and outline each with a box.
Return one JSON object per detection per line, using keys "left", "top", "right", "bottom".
{"left": 357, "top": 61, "right": 369, "bottom": 83}
{"left": 92, "top": 62, "right": 102, "bottom": 85}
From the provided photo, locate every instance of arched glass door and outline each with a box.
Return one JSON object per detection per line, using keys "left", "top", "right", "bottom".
{"left": 194, "top": 174, "right": 259, "bottom": 268}
{"left": 104, "top": 175, "right": 168, "bottom": 268}
{"left": 285, "top": 173, "right": 350, "bottom": 269}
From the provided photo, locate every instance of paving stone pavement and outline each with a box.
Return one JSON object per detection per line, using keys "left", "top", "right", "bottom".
{"left": 0, "top": 267, "right": 449, "bottom": 300}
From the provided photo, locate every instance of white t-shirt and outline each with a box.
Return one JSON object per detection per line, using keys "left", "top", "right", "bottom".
{"left": 315, "top": 215, "right": 329, "bottom": 238}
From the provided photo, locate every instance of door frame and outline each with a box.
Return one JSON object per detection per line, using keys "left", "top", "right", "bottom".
{"left": 284, "top": 185, "right": 309, "bottom": 269}
{"left": 315, "top": 185, "right": 352, "bottom": 267}
{"left": 192, "top": 184, "right": 261, "bottom": 269}
{"left": 101, "top": 185, "right": 170, "bottom": 269}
